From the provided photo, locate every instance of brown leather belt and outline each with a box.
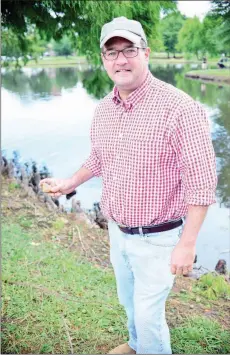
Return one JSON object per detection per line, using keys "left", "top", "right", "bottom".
{"left": 118, "top": 219, "right": 183, "bottom": 235}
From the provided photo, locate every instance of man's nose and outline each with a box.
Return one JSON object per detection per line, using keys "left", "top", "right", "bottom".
{"left": 115, "top": 51, "right": 128, "bottom": 64}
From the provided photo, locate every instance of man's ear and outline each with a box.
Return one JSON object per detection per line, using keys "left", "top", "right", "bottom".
{"left": 145, "top": 47, "right": 151, "bottom": 62}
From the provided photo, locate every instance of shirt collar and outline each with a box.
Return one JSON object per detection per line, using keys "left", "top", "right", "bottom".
{"left": 112, "top": 71, "right": 152, "bottom": 110}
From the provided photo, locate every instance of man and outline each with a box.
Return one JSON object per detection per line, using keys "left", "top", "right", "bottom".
{"left": 40, "top": 17, "right": 217, "bottom": 354}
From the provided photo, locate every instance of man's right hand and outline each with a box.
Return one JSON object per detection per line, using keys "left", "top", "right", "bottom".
{"left": 39, "top": 178, "right": 76, "bottom": 198}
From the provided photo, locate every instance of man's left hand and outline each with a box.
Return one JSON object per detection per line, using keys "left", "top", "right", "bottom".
{"left": 170, "top": 242, "right": 196, "bottom": 275}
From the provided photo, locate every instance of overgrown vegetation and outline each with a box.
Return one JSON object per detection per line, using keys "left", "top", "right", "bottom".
{"left": 197, "top": 273, "right": 230, "bottom": 300}
{"left": 2, "top": 176, "right": 230, "bottom": 354}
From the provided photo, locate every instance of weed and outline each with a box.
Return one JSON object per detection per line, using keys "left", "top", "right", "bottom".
{"left": 195, "top": 273, "right": 230, "bottom": 300}
{"left": 8, "top": 182, "right": 21, "bottom": 191}
{"left": 52, "top": 219, "right": 65, "bottom": 231}
{"left": 18, "top": 217, "right": 33, "bottom": 228}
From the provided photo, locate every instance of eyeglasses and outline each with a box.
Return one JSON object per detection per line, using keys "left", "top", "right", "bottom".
{"left": 102, "top": 47, "right": 146, "bottom": 61}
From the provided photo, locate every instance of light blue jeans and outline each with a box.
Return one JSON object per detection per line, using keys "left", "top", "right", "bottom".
{"left": 108, "top": 220, "right": 183, "bottom": 354}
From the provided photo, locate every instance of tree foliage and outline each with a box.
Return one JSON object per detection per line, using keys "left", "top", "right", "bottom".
{"left": 1, "top": 0, "right": 176, "bottom": 64}
{"left": 52, "top": 36, "right": 73, "bottom": 56}
{"left": 176, "top": 1, "right": 230, "bottom": 59}
{"left": 209, "top": 0, "right": 230, "bottom": 50}
{"left": 200, "top": 15, "right": 223, "bottom": 56}
{"left": 210, "top": 0, "right": 230, "bottom": 21}
{"left": 1, "top": 29, "right": 22, "bottom": 59}
{"left": 177, "top": 17, "right": 203, "bottom": 59}
{"left": 1, "top": 27, "right": 46, "bottom": 66}
{"left": 160, "top": 11, "right": 186, "bottom": 58}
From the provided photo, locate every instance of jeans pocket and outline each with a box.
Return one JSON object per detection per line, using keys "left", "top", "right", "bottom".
{"left": 141, "top": 227, "right": 182, "bottom": 247}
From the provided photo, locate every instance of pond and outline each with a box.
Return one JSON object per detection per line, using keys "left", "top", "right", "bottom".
{"left": 2, "top": 63, "right": 230, "bottom": 271}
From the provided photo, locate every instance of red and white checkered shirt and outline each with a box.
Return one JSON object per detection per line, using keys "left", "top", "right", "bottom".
{"left": 83, "top": 71, "right": 217, "bottom": 227}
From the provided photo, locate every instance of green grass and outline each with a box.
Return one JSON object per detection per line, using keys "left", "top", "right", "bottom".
{"left": 2, "top": 222, "right": 127, "bottom": 354}
{"left": 8, "top": 182, "right": 21, "bottom": 191}
{"left": 150, "top": 53, "right": 220, "bottom": 64}
{"left": 3, "top": 56, "right": 88, "bottom": 69}
{"left": 3, "top": 53, "right": 224, "bottom": 69}
{"left": 195, "top": 273, "right": 230, "bottom": 300}
{"left": 25, "top": 55, "right": 87, "bottom": 67}
{"left": 2, "top": 218, "right": 230, "bottom": 354}
{"left": 52, "top": 218, "right": 66, "bottom": 231}
{"left": 172, "top": 317, "right": 230, "bottom": 354}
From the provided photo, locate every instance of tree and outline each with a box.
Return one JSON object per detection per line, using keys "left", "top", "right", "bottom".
{"left": 209, "top": 0, "right": 230, "bottom": 52}
{"left": 160, "top": 11, "right": 186, "bottom": 58}
{"left": 1, "top": 29, "right": 22, "bottom": 59}
{"left": 177, "top": 17, "right": 203, "bottom": 59}
{"left": 200, "top": 15, "right": 223, "bottom": 57}
{"left": 210, "top": 0, "right": 230, "bottom": 21}
{"left": 2, "top": 27, "right": 47, "bottom": 66}
{"left": 52, "top": 36, "right": 73, "bottom": 57}
{"left": 1, "top": 0, "right": 176, "bottom": 65}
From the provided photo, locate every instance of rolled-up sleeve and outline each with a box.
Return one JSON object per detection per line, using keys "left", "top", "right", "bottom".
{"left": 170, "top": 100, "right": 217, "bottom": 205}
{"left": 82, "top": 114, "right": 101, "bottom": 177}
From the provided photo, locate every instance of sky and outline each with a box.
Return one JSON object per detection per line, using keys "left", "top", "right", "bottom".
{"left": 177, "top": 1, "right": 212, "bottom": 21}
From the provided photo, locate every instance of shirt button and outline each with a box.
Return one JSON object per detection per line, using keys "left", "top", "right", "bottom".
{"left": 119, "top": 133, "right": 123, "bottom": 138}
{"left": 116, "top": 155, "right": 120, "bottom": 159}
{"left": 113, "top": 176, "right": 117, "bottom": 181}
{"left": 111, "top": 197, "right": 115, "bottom": 202}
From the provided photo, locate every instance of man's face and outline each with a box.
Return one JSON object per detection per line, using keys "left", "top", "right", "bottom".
{"left": 101, "top": 37, "right": 150, "bottom": 91}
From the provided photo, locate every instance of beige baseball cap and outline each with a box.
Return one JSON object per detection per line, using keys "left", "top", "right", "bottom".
{"left": 100, "top": 16, "right": 147, "bottom": 49}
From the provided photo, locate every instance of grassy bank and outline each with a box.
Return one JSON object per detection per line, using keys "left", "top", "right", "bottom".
{"left": 150, "top": 53, "right": 219, "bottom": 65}
{"left": 5, "top": 56, "right": 88, "bottom": 69}
{"left": 185, "top": 69, "right": 230, "bottom": 84}
{"left": 3, "top": 53, "right": 221, "bottom": 69}
{"left": 2, "top": 177, "right": 230, "bottom": 354}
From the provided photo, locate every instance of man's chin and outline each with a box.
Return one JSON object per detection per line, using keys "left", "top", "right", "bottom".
{"left": 114, "top": 78, "right": 133, "bottom": 88}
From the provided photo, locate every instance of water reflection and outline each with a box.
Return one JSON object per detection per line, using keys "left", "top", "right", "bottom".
{"left": 211, "top": 89, "right": 230, "bottom": 207}
{"left": 150, "top": 63, "right": 181, "bottom": 85}
{"left": 1, "top": 65, "right": 230, "bottom": 207}
{"left": 1, "top": 68, "right": 79, "bottom": 100}
{"left": 81, "top": 68, "right": 113, "bottom": 99}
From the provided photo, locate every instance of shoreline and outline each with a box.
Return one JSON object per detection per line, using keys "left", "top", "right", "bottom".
{"left": 2, "top": 55, "right": 220, "bottom": 69}
{"left": 4, "top": 57, "right": 229, "bottom": 86}
{"left": 1, "top": 152, "right": 228, "bottom": 276}
{"left": 0, "top": 153, "right": 106, "bottom": 230}
{"left": 185, "top": 69, "right": 230, "bottom": 84}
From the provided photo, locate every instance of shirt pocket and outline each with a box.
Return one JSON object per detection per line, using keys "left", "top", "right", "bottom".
{"left": 122, "top": 131, "right": 166, "bottom": 169}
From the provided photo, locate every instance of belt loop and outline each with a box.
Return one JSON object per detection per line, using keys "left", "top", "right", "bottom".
{"left": 139, "top": 226, "right": 144, "bottom": 237}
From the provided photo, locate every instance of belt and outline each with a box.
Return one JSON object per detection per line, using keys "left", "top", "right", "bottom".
{"left": 118, "top": 219, "right": 183, "bottom": 235}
